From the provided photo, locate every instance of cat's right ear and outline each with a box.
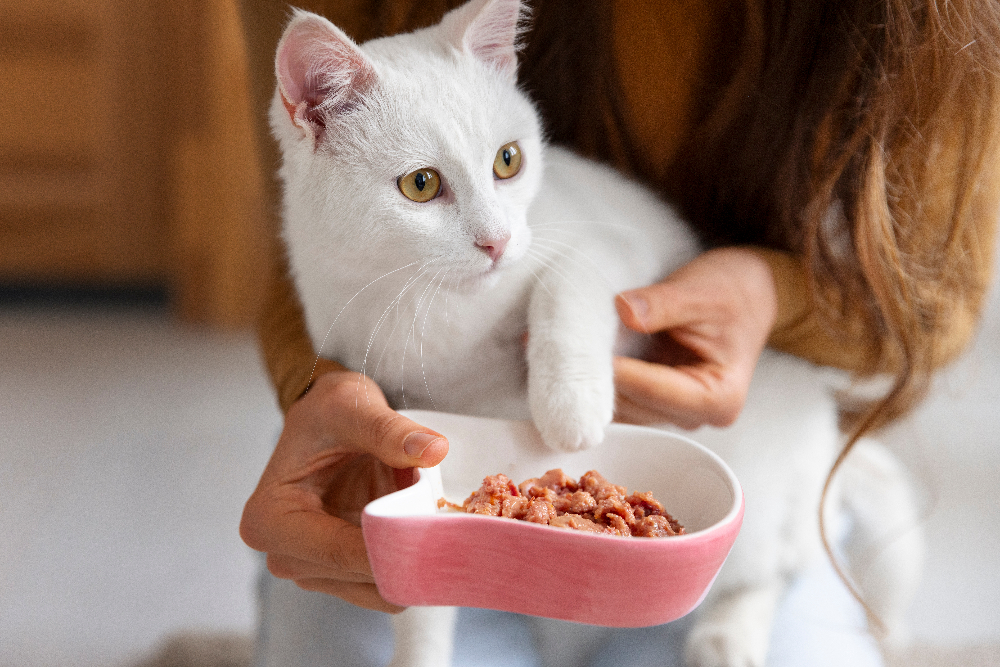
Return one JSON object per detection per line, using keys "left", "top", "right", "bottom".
{"left": 274, "top": 10, "right": 376, "bottom": 141}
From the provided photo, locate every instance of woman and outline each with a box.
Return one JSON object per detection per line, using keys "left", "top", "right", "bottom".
{"left": 237, "top": 0, "right": 1000, "bottom": 663}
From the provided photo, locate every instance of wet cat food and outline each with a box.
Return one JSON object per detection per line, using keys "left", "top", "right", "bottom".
{"left": 438, "top": 469, "right": 684, "bottom": 537}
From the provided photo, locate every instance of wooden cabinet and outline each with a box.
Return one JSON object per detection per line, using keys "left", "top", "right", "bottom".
{"left": 0, "top": 0, "right": 268, "bottom": 327}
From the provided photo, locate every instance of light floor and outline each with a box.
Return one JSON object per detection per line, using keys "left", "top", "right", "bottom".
{"left": 1, "top": 283, "right": 998, "bottom": 666}
{"left": 0, "top": 306, "right": 281, "bottom": 667}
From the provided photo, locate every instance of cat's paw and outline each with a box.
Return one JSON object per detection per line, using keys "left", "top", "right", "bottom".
{"left": 685, "top": 622, "right": 769, "bottom": 667}
{"left": 528, "top": 371, "right": 614, "bottom": 451}
{"left": 685, "top": 592, "right": 776, "bottom": 667}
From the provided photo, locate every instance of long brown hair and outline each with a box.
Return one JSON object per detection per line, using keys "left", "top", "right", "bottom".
{"left": 524, "top": 0, "right": 1000, "bottom": 431}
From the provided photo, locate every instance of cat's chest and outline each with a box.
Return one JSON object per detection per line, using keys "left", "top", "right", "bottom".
{"left": 315, "top": 274, "right": 532, "bottom": 418}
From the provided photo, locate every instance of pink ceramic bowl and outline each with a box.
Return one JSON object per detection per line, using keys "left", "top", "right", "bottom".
{"left": 362, "top": 410, "right": 743, "bottom": 627}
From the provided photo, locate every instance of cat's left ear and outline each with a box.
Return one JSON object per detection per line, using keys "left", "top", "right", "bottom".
{"left": 442, "top": 0, "right": 525, "bottom": 81}
{"left": 274, "top": 10, "right": 377, "bottom": 141}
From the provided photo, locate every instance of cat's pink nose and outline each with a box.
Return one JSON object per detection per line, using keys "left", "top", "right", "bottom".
{"left": 477, "top": 234, "right": 510, "bottom": 262}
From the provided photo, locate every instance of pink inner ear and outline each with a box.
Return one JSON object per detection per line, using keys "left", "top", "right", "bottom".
{"left": 460, "top": 0, "right": 523, "bottom": 79}
{"left": 275, "top": 15, "right": 376, "bottom": 130}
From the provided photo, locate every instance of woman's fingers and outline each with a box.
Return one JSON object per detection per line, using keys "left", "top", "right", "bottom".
{"left": 612, "top": 248, "right": 779, "bottom": 429}
{"left": 294, "top": 579, "right": 405, "bottom": 614}
{"left": 618, "top": 247, "right": 777, "bottom": 342}
{"left": 240, "top": 368, "right": 450, "bottom": 611}
{"left": 241, "top": 481, "right": 402, "bottom": 613}
{"left": 241, "top": 490, "right": 372, "bottom": 576}
{"left": 613, "top": 356, "right": 745, "bottom": 428}
{"left": 266, "top": 551, "right": 374, "bottom": 584}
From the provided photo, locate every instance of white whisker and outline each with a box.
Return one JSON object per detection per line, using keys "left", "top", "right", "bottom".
{"left": 417, "top": 268, "right": 452, "bottom": 410}
{"left": 364, "top": 265, "right": 427, "bottom": 372}
{"left": 525, "top": 247, "right": 590, "bottom": 300}
{"left": 359, "top": 261, "right": 436, "bottom": 409}
{"left": 523, "top": 250, "right": 559, "bottom": 300}
{"left": 531, "top": 237, "right": 617, "bottom": 293}
{"left": 400, "top": 265, "right": 446, "bottom": 408}
{"left": 366, "top": 262, "right": 435, "bottom": 386}
{"left": 305, "top": 260, "right": 421, "bottom": 401}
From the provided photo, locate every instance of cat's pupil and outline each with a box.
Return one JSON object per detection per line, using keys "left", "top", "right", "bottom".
{"left": 503, "top": 149, "right": 511, "bottom": 166}
{"left": 415, "top": 172, "right": 426, "bottom": 191}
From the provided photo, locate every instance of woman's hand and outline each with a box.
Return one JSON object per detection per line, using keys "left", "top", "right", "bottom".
{"left": 613, "top": 247, "right": 778, "bottom": 430}
{"left": 240, "top": 370, "right": 448, "bottom": 613}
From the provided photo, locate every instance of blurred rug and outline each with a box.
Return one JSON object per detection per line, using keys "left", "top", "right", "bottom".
{"left": 131, "top": 632, "right": 252, "bottom": 667}
{"left": 887, "top": 643, "right": 1000, "bottom": 667}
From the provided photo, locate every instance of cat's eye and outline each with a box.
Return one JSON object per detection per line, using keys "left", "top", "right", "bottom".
{"left": 398, "top": 168, "right": 442, "bottom": 202}
{"left": 493, "top": 141, "right": 522, "bottom": 180}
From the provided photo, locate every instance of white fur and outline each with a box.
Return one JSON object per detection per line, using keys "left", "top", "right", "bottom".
{"left": 270, "top": 2, "right": 922, "bottom": 665}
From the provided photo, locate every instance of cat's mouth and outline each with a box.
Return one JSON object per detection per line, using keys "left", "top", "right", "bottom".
{"left": 481, "top": 246, "right": 523, "bottom": 276}
{"left": 475, "top": 262, "right": 506, "bottom": 282}
{"left": 482, "top": 256, "right": 506, "bottom": 274}
{"left": 447, "top": 260, "right": 509, "bottom": 292}
{"left": 449, "top": 234, "right": 527, "bottom": 288}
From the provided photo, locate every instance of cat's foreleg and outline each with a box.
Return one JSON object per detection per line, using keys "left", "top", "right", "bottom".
{"left": 525, "top": 272, "right": 618, "bottom": 451}
{"left": 388, "top": 606, "right": 457, "bottom": 667}
{"left": 684, "top": 585, "right": 783, "bottom": 667}
{"left": 529, "top": 616, "right": 613, "bottom": 667}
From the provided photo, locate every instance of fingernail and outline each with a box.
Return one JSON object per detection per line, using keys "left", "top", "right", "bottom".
{"left": 619, "top": 292, "right": 648, "bottom": 321}
{"left": 403, "top": 432, "right": 440, "bottom": 458}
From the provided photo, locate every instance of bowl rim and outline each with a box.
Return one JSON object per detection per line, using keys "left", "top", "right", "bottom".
{"left": 365, "top": 410, "right": 744, "bottom": 540}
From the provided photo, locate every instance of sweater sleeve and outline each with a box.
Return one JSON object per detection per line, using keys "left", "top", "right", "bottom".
{"left": 751, "top": 248, "right": 886, "bottom": 372}
{"left": 751, "top": 245, "right": 996, "bottom": 374}
{"left": 258, "top": 243, "right": 347, "bottom": 413}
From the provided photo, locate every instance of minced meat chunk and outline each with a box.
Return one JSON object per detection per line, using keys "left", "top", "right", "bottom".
{"left": 525, "top": 498, "right": 558, "bottom": 524}
{"left": 443, "top": 469, "right": 684, "bottom": 537}
{"left": 462, "top": 473, "right": 519, "bottom": 516}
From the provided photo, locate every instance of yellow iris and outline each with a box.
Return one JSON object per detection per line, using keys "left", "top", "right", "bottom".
{"left": 398, "top": 168, "right": 442, "bottom": 202}
{"left": 493, "top": 141, "right": 522, "bottom": 179}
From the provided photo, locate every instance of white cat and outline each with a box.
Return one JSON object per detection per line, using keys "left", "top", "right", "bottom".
{"left": 269, "top": 1, "right": 922, "bottom": 665}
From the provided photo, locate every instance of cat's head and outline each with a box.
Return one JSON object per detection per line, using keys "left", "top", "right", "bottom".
{"left": 271, "top": 0, "right": 542, "bottom": 287}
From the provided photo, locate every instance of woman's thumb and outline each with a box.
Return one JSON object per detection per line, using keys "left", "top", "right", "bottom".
{"left": 349, "top": 401, "right": 449, "bottom": 469}
{"left": 304, "top": 371, "right": 449, "bottom": 469}
{"left": 616, "top": 281, "right": 690, "bottom": 334}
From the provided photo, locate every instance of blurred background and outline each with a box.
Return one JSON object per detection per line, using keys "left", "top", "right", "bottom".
{"left": 1, "top": 0, "right": 998, "bottom": 666}
{"left": 0, "top": 0, "right": 268, "bottom": 328}
{"left": 1, "top": 0, "right": 275, "bottom": 664}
